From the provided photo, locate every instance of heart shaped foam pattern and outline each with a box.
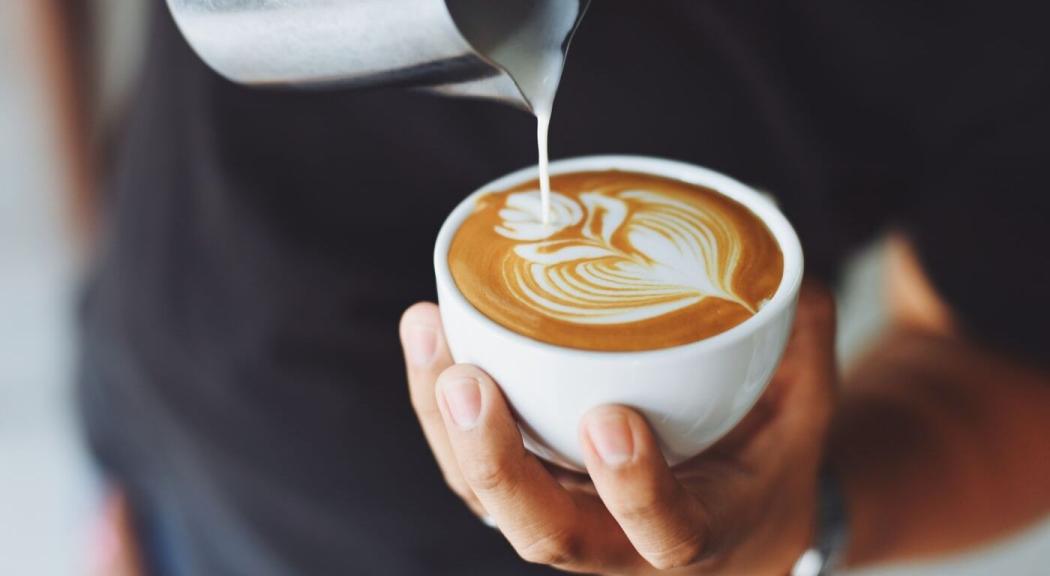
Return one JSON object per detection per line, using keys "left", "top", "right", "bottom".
{"left": 498, "top": 188, "right": 752, "bottom": 324}
{"left": 448, "top": 170, "right": 783, "bottom": 351}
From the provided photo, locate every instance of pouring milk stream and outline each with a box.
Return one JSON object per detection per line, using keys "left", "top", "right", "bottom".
{"left": 447, "top": 0, "right": 585, "bottom": 225}
{"left": 168, "top": 0, "right": 587, "bottom": 223}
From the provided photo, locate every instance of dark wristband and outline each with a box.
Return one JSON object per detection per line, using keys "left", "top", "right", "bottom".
{"left": 791, "top": 465, "right": 850, "bottom": 576}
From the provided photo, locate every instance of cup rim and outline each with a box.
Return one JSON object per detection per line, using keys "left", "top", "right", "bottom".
{"left": 434, "top": 155, "right": 804, "bottom": 359}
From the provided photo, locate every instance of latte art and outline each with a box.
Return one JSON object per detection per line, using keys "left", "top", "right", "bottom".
{"left": 450, "top": 171, "right": 783, "bottom": 351}
{"left": 498, "top": 188, "right": 755, "bottom": 324}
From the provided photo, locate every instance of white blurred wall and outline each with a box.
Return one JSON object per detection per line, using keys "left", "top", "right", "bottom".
{"left": 0, "top": 2, "right": 94, "bottom": 575}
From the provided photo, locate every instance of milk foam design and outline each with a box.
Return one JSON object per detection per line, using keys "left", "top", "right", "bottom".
{"left": 440, "top": 157, "right": 800, "bottom": 466}
{"left": 494, "top": 188, "right": 752, "bottom": 324}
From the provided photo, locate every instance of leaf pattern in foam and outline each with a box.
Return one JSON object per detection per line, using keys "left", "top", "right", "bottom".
{"left": 497, "top": 188, "right": 751, "bottom": 325}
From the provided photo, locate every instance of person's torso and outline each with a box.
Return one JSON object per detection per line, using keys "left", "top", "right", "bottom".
{"left": 81, "top": 2, "right": 1050, "bottom": 574}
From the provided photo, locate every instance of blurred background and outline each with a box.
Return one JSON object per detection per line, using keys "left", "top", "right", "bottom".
{"left": 1, "top": 1, "right": 1047, "bottom": 575}
{"left": 1, "top": 1, "right": 87, "bottom": 574}
{"left": 0, "top": 1, "right": 147, "bottom": 573}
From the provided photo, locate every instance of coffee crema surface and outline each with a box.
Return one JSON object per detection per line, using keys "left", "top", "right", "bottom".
{"left": 449, "top": 171, "right": 784, "bottom": 351}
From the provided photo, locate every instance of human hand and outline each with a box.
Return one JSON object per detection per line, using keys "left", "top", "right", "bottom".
{"left": 400, "top": 282, "right": 837, "bottom": 574}
{"left": 88, "top": 490, "right": 141, "bottom": 576}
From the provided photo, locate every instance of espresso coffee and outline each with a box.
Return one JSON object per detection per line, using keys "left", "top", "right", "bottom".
{"left": 448, "top": 170, "right": 784, "bottom": 351}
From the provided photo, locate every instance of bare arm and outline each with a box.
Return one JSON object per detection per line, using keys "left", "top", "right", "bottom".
{"left": 835, "top": 237, "right": 1050, "bottom": 566}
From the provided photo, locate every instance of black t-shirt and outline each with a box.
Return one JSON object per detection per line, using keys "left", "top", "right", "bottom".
{"left": 80, "top": 2, "right": 1050, "bottom": 574}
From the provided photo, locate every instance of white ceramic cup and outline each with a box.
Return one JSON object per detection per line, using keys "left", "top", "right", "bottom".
{"left": 434, "top": 155, "right": 804, "bottom": 470}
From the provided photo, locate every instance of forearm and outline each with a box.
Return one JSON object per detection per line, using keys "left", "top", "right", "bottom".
{"left": 831, "top": 328, "right": 1050, "bottom": 567}
{"left": 30, "top": 0, "right": 97, "bottom": 244}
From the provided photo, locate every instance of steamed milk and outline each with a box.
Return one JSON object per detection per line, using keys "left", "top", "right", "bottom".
{"left": 472, "top": 11, "right": 570, "bottom": 225}
{"left": 449, "top": 171, "right": 784, "bottom": 351}
{"left": 448, "top": 0, "right": 581, "bottom": 224}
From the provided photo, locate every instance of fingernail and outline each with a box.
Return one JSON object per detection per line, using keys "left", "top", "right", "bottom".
{"left": 443, "top": 377, "right": 481, "bottom": 429}
{"left": 405, "top": 325, "right": 438, "bottom": 368}
{"left": 586, "top": 412, "right": 634, "bottom": 466}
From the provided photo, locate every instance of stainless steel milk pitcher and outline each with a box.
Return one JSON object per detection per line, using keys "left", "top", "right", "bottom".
{"left": 166, "top": 0, "right": 589, "bottom": 111}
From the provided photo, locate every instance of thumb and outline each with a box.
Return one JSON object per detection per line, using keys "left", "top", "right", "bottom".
{"left": 581, "top": 406, "right": 712, "bottom": 571}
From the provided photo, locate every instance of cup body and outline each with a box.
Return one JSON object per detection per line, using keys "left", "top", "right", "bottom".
{"left": 434, "top": 156, "right": 803, "bottom": 470}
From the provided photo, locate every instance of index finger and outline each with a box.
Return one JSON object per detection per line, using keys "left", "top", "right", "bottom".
{"left": 400, "top": 303, "right": 483, "bottom": 515}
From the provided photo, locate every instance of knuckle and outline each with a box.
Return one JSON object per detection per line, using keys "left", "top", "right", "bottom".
{"left": 615, "top": 480, "right": 667, "bottom": 523}
{"left": 627, "top": 492, "right": 662, "bottom": 520}
{"left": 516, "top": 527, "right": 581, "bottom": 566}
{"left": 452, "top": 485, "right": 486, "bottom": 517}
{"left": 643, "top": 532, "right": 708, "bottom": 571}
{"left": 462, "top": 455, "right": 512, "bottom": 493}
{"left": 444, "top": 474, "right": 473, "bottom": 501}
